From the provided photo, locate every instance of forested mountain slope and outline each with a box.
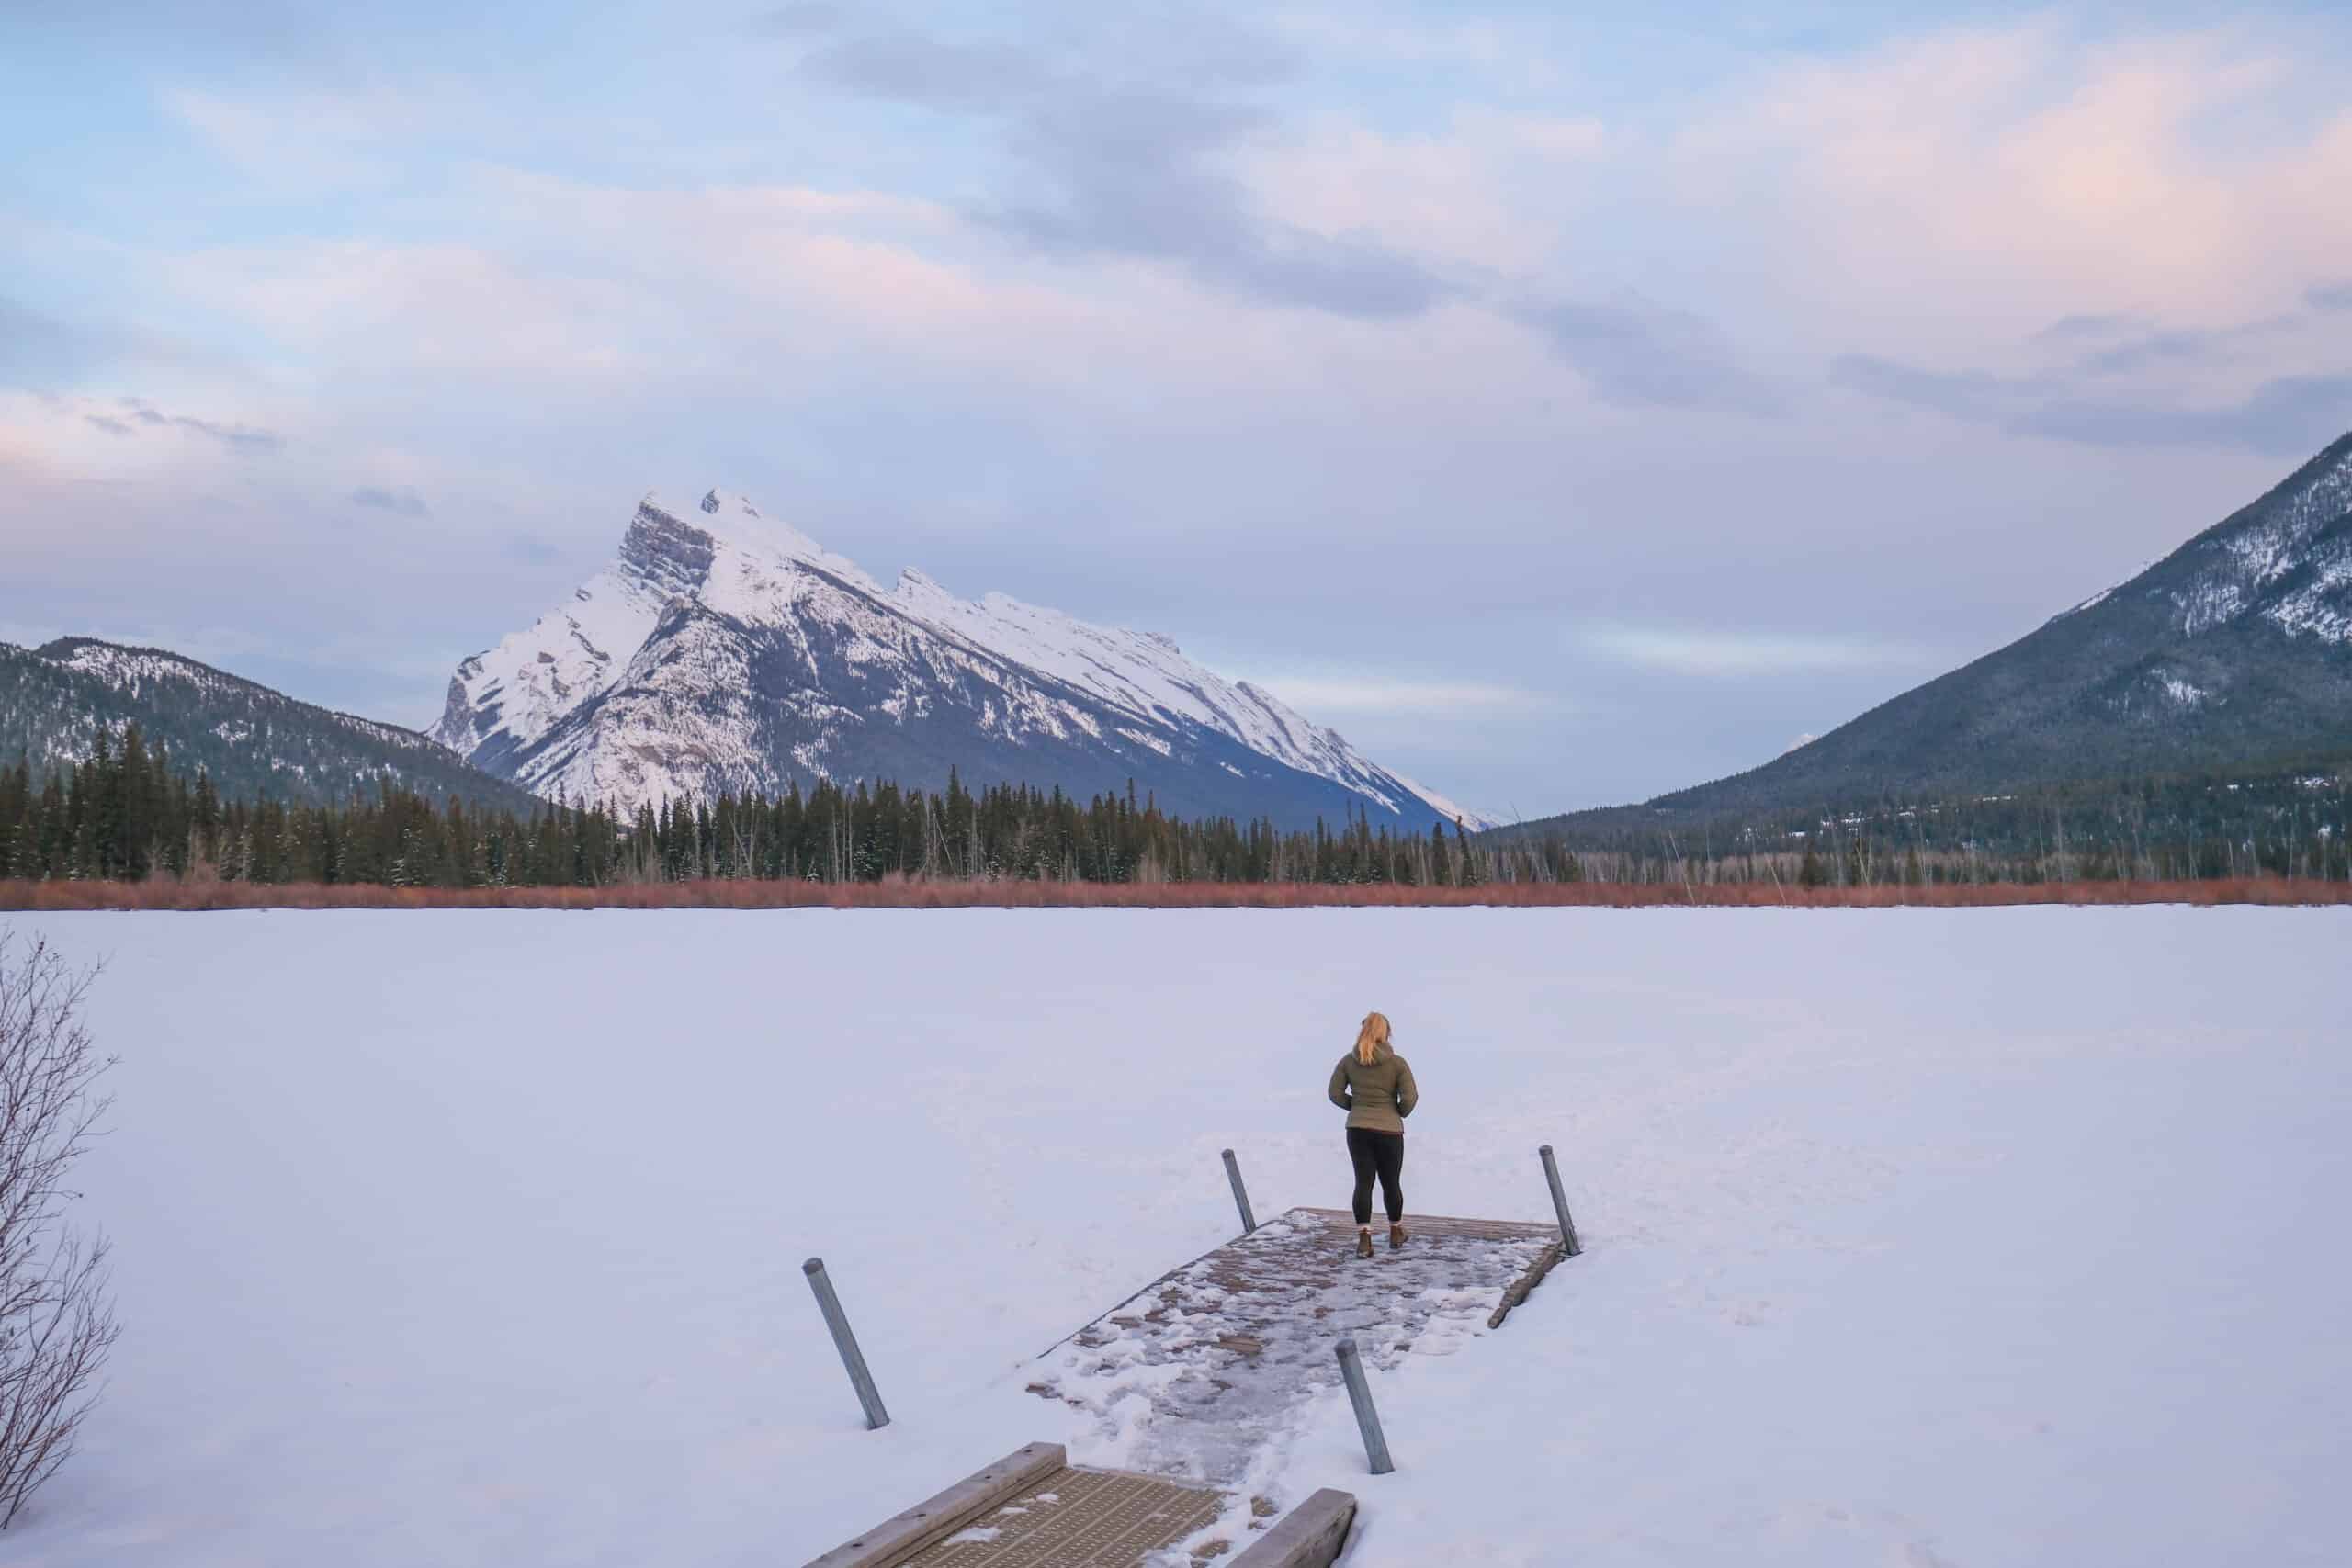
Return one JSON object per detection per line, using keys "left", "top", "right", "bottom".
{"left": 1515, "top": 431, "right": 2352, "bottom": 836}
{"left": 0, "top": 637, "right": 543, "bottom": 810}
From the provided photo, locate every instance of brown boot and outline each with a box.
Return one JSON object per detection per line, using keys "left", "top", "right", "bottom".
{"left": 1388, "top": 1223, "right": 1408, "bottom": 1251}
{"left": 1355, "top": 1227, "right": 1374, "bottom": 1258}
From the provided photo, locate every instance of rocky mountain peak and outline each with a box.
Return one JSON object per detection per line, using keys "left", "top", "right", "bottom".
{"left": 619, "top": 498, "right": 718, "bottom": 601}
{"left": 429, "top": 488, "right": 1490, "bottom": 829}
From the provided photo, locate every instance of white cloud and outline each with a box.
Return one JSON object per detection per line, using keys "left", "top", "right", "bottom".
{"left": 1580, "top": 624, "right": 1938, "bottom": 678}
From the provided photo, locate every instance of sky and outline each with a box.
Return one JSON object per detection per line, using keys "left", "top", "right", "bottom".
{"left": 4, "top": 2, "right": 2350, "bottom": 816}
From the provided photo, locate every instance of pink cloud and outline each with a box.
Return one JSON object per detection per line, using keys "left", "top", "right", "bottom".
{"left": 1671, "top": 24, "right": 2352, "bottom": 362}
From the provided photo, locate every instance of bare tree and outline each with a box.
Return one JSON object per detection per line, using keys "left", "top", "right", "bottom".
{"left": 0, "top": 933, "right": 120, "bottom": 1529}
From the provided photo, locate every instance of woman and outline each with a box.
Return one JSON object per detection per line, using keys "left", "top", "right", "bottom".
{"left": 1327, "top": 1010, "right": 1419, "bottom": 1258}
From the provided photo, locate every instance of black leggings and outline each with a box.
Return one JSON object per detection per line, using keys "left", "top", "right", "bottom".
{"left": 1346, "top": 1127, "right": 1405, "bottom": 1225}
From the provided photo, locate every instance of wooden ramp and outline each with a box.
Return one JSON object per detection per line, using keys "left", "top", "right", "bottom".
{"left": 803, "top": 1442, "right": 1351, "bottom": 1568}
{"left": 897, "top": 1462, "right": 1222, "bottom": 1565}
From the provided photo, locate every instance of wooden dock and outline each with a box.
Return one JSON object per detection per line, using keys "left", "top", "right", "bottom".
{"left": 804, "top": 1206, "right": 1567, "bottom": 1567}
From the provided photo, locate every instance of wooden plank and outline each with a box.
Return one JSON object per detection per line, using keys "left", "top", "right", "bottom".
{"left": 802, "top": 1442, "right": 1067, "bottom": 1568}
{"left": 1487, "top": 1240, "right": 1567, "bottom": 1329}
{"left": 1227, "top": 1489, "right": 1358, "bottom": 1567}
{"left": 900, "top": 1466, "right": 1226, "bottom": 1565}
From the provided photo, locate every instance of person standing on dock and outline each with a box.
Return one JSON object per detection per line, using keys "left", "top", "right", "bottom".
{"left": 1329, "top": 1010, "right": 1419, "bottom": 1258}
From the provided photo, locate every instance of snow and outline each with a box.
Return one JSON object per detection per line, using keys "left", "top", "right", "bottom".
{"left": 1029, "top": 1208, "right": 1554, "bottom": 1491}
{"left": 2174, "top": 445, "right": 2352, "bottom": 645}
{"left": 2154, "top": 672, "right": 2209, "bottom": 708}
{"left": 2264, "top": 548, "right": 2352, "bottom": 644}
{"left": 12, "top": 907, "right": 2347, "bottom": 1567}
{"left": 1114, "top": 727, "right": 1174, "bottom": 758}
{"left": 659, "top": 487, "right": 885, "bottom": 599}
{"left": 522, "top": 607, "right": 774, "bottom": 809}
{"left": 45, "top": 641, "right": 254, "bottom": 702}
{"left": 429, "top": 561, "right": 667, "bottom": 757}
{"left": 1375, "top": 768, "right": 1486, "bottom": 830}
{"left": 887, "top": 576, "right": 1490, "bottom": 826}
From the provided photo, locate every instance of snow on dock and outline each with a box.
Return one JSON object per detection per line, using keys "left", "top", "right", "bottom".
{"left": 1027, "top": 1208, "right": 1560, "bottom": 1485}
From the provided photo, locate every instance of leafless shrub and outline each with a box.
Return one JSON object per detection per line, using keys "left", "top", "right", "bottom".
{"left": 0, "top": 934, "right": 119, "bottom": 1529}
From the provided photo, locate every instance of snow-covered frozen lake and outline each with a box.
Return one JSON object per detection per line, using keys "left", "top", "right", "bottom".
{"left": 7, "top": 908, "right": 2348, "bottom": 1566}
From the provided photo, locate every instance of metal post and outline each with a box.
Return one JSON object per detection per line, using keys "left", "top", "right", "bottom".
{"left": 802, "top": 1257, "right": 889, "bottom": 1430}
{"left": 1333, "top": 1337, "right": 1395, "bottom": 1474}
{"left": 1222, "top": 1147, "right": 1258, "bottom": 1235}
{"left": 1539, "top": 1145, "right": 1582, "bottom": 1258}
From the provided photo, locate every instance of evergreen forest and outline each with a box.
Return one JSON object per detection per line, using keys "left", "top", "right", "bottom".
{"left": 3, "top": 726, "right": 2346, "bottom": 891}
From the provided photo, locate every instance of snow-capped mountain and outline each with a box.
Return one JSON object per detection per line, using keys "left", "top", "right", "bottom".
{"left": 432, "top": 490, "right": 1489, "bottom": 829}
{"left": 0, "top": 637, "right": 540, "bottom": 810}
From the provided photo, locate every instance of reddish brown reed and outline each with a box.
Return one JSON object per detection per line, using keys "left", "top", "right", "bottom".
{"left": 2, "top": 876, "right": 2346, "bottom": 912}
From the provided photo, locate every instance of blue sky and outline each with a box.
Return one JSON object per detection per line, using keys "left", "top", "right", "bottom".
{"left": 5, "top": 2, "right": 2350, "bottom": 814}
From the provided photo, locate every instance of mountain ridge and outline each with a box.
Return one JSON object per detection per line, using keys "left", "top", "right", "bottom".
{"left": 1, "top": 637, "right": 545, "bottom": 812}
{"left": 1512, "top": 430, "right": 2352, "bottom": 835}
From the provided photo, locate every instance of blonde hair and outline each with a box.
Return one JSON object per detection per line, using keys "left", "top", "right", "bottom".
{"left": 1353, "top": 1011, "right": 1391, "bottom": 1066}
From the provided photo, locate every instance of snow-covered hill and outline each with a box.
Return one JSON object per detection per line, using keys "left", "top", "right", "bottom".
{"left": 432, "top": 490, "right": 1488, "bottom": 828}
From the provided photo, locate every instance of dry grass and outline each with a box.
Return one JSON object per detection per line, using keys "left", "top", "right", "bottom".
{"left": 3, "top": 875, "right": 2346, "bottom": 911}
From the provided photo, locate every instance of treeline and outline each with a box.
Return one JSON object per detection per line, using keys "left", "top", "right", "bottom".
{"left": 1512, "top": 760, "right": 2352, "bottom": 888}
{"left": 0, "top": 726, "right": 1509, "bottom": 888}
{"left": 5, "top": 726, "right": 2346, "bottom": 892}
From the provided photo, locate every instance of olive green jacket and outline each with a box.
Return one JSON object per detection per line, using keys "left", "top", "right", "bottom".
{"left": 1329, "top": 1045, "right": 1419, "bottom": 1134}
